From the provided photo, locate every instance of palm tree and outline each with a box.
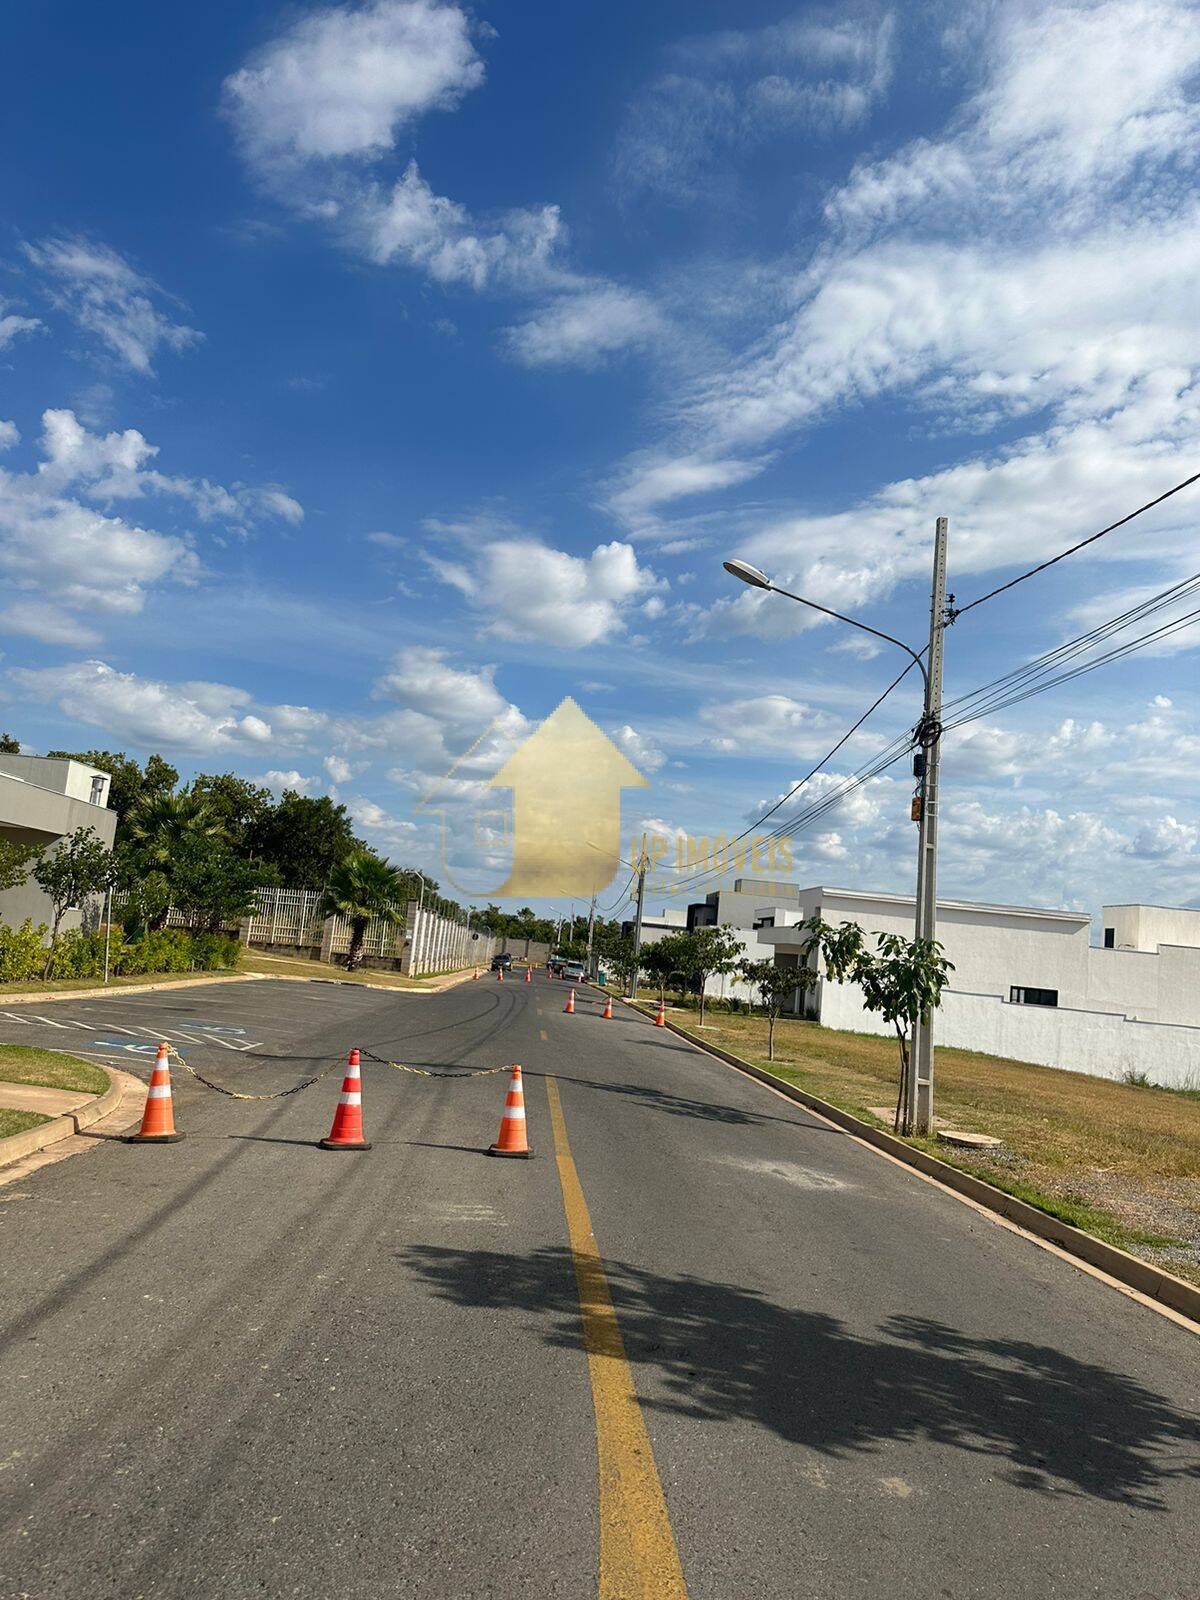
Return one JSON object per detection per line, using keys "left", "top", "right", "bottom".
{"left": 320, "top": 850, "right": 407, "bottom": 971}
{"left": 125, "top": 790, "right": 226, "bottom": 928}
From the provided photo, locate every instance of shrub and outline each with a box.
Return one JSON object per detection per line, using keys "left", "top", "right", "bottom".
{"left": 0, "top": 919, "right": 48, "bottom": 982}
{"left": 45, "top": 929, "right": 106, "bottom": 979}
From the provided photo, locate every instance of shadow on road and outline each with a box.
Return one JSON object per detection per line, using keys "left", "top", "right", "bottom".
{"left": 401, "top": 1244, "right": 1200, "bottom": 1509}
{"left": 539, "top": 1072, "right": 821, "bottom": 1130}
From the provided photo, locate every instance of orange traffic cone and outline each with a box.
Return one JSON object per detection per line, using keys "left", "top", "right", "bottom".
{"left": 128, "top": 1043, "right": 184, "bottom": 1143}
{"left": 524, "top": 966, "right": 531, "bottom": 983}
{"left": 473, "top": 967, "right": 479, "bottom": 980}
{"left": 320, "top": 1048, "right": 371, "bottom": 1150}
{"left": 654, "top": 997, "right": 666, "bottom": 1027}
{"left": 564, "top": 987, "right": 575, "bottom": 1014}
{"left": 488, "top": 1065, "right": 532, "bottom": 1158}
{"left": 497, "top": 966, "right": 504, "bottom": 982}
{"left": 602, "top": 994, "right": 613, "bottom": 1019}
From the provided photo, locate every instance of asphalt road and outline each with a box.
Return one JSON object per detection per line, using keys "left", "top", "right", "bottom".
{"left": 0, "top": 973, "right": 1197, "bottom": 1599}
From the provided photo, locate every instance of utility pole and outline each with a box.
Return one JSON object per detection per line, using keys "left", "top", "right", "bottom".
{"left": 586, "top": 893, "right": 596, "bottom": 977}
{"left": 629, "top": 835, "right": 647, "bottom": 999}
{"left": 908, "top": 516, "right": 949, "bottom": 1136}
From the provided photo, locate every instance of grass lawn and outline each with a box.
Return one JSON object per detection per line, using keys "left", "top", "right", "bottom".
{"left": 0, "top": 1107, "right": 50, "bottom": 1140}
{"left": 0, "top": 968, "right": 239, "bottom": 999}
{"left": 0, "top": 1045, "right": 109, "bottom": 1096}
{"left": 241, "top": 950, "right": 473, "bottom": 989}
{"left": 627, "top": 996, "right": 1200, "bottom": 1289}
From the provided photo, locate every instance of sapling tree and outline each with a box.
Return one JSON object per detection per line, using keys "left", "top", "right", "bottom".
{"left": 799, "top": 915, "right": 954, "bottom": 1132}
{"left": 31, "top": 827, "right": 115, "bottom": 974}
{"left": 690, "top": 925, "right": 743, "bottom": 1026}
{"left": 738, "top": 958, "right": 813, "bottom": 1060}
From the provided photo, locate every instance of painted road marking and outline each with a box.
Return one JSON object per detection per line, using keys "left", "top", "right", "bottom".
{"left": 94, "top": 1039, "right": 159, "bottom": 1055}
{"left": 540, "top": 1029, "right": 548, "bottom": 1042}
{"left": 31, "top": 1016, "right": 69, "bottom": 1029}
{"left": 545, "top": 1076, "right": 688, "bottom": 1600}
{"left": 2, "top": 1013, "right": 33, "bottom": 1025}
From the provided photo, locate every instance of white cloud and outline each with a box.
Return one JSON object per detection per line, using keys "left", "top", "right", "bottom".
{"left": 324, "top": 754, "right": 355, "bottom": 783}
{"left": 224, "top": 0, "right": 484, "bottom": 168}
{"left": 0, "top": 604, "right": 103, "bottom": 649}
{"left": 426, "top": 537, "right": 658, "bottom": 647}
{"left": 609, "top": 451, "right": 768, "bottom": 531}
{"left": 223, "top": 1, "right": 656, "bottom": 364}
{"left": 0, "top": 408, "right": 304, "bottom": 643}
{"left": 615, "top": 11, "right": 896, "bottom": 205}
{"left": 0, "top": 422, "right": 18, "bottom": 452}
{"left": 0, "top": 308, "right": 41, "bottom": 352}
{"left": 344, "top": 795, "right": 418, "bottom": 852}
{"left": 504, "top": 286, "right": 663, "bottom": 368}
{"left": 259, "top": 769, "right": 318, "bottom": 796}
{"left": 12, "top": 661, "right": 277, "bottom": 754}
{"left": 23, "top": 236, "right": 201, "bottom": 374}
{"left": 701, "top": 693, "right": 835, "bottom": 756}
{"left": 607, "top": 724, "right": 666, "bottom": 774}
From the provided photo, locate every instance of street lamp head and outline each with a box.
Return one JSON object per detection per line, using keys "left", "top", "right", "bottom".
{"left": 722, "top": 558, "right": 772, "bottom": 590}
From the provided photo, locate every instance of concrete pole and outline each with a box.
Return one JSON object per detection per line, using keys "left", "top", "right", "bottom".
{"left": 907, "top": 517, "right": 949, "bottom": 1136}
{"left": 629, "top": 837, "right": 647, "bottom": 999}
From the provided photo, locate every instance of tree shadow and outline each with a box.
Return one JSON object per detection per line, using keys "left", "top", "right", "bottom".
{"left": 542, "top": 1072, "right": 818, "bottom": 1130}
{"left": 400, "top": 1244, "right": 1200, "bottom": 1509}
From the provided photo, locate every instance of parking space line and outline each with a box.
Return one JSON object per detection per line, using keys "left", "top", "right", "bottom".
{"left": 31, "top": 1016, "right": 70, "bottom": 1029}
{"left": 2, "top": 1012, "right": 34, "bottom": 1025}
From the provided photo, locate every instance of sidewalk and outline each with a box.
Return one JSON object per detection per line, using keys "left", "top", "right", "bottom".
{"left": 0, "top": 1066, "right": 147, "bottom": 1184}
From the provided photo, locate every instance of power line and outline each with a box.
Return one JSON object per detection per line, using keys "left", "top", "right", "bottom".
{"left": 950, "top": 469, "right": 1200, "bottom": 620}
{"left": 944, "top": 602, "right": 1200, "bottom": 733}
{"left": 942, "top": 570, "right": 1200, "bottom": 731}
{"left": 641, "top": 659, "right": 920, "bottom": 899}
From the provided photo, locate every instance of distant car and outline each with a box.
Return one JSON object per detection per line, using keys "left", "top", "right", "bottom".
{"left": 561, "top": 960, "right": 586, "bottom": 982}
{"left": 490, "top": 952, "right": 512, "bottom": 971}
{"left": 546, "top": 955, "right": 565, "bottom": 976}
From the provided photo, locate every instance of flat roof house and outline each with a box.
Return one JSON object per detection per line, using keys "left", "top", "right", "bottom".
{"left": 0, "top": 754, "right": 117, "bottom": 935}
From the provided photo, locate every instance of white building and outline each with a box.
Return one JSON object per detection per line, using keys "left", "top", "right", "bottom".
{"left": 749, "top": 884, "right": 1200, "bottom": 1091}
{"left": 0, "top": 755, "right": 117, "bottom": 936}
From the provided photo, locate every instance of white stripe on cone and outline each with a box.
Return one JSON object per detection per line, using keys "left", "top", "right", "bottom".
{"left": 147, "top": 1084, "right": 172, "bottom": 1100}
{"left": 340, "top": 1091, "right": 362, "bottom": 1105}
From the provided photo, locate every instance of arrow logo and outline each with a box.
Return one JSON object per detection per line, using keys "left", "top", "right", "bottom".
{"left": 420, "top": 698, "right": 647, "bottom": 898}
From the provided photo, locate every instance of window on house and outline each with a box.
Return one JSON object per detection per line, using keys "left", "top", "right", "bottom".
{"left": 89, "top": 775, "right": 106, "bottom": 805}
{"left": 1009, "top": 986, "right": 1058, "bottom": 1007}
{"left": 1104, "top": 927, "right": 1115, "bottom": 948}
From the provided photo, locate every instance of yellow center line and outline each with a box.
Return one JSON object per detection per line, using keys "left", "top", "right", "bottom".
{"left": 544, "top": 1076, "right": 689, "bottom": 1600}
{"left": 540, "top": 1028, "right": 549, "bottom": 1042}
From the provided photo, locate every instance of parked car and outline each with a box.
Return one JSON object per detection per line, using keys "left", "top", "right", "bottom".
{"left": 490, "top": 951, "right": 512, "bottom": 971}
{"left": 561, "top": 960, "right": 586, "bottom": 982}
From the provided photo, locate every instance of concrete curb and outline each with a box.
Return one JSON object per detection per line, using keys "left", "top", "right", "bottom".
{"left": 607, "top": 989, "right": 1200, "bottom": 1328}
{"left": 0, "top": 971, "right": 257, "bottom": 1007}
{"left": 0, "top": 1059, "right": 124, "bottom": 1166}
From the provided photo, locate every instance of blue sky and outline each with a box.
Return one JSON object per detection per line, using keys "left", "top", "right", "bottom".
{"left": 2, "top": 0, "right": 1199, "bottom": 921}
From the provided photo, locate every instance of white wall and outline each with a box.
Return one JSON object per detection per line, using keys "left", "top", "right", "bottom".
{"left": 1103, "top": 903, "right": 1200, "bottom": 954}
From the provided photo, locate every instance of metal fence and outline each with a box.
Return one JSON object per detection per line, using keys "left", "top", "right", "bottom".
{"left": 245, "top": 887, "right": 324, "bottom": 947}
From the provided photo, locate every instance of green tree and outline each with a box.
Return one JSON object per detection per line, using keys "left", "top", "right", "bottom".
{"left": 189, "top": 774, "right": 273, "bottom": 852}
{"left": 738, "top": 958, "right": 811, "bottom": 1061}
{"left": 642, "top": 930, "right": 695, "bottom": 1002}
{"left": 170, "top": 835, "right": 280, "bottom": 934}
{"left": 0, "top": 733, "right": 20, "bottom": 753}
{"left": 603, "top": 934, "right": 642, "bottom": 993}
{"left": 690, "top": 925, "right": 744, "bottom": 1026}
{"left": 31, "top": 827, "right": 114, "bottom": 971}
{"left": 320, "top": 850, "right": 407, "bottom": 971}
{"left": 799, "top": 916, "right": 954, "bottom": 1132}
{"left": 248, "top": 792, "right": 363, "bottom": 886}
{"left": 0, "top": 837, "right": 42, "bottom": 894}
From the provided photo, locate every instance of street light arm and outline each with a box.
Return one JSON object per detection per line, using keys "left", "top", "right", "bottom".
{"left": 767, "top": 583, "right": 929, "bottom": 695}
